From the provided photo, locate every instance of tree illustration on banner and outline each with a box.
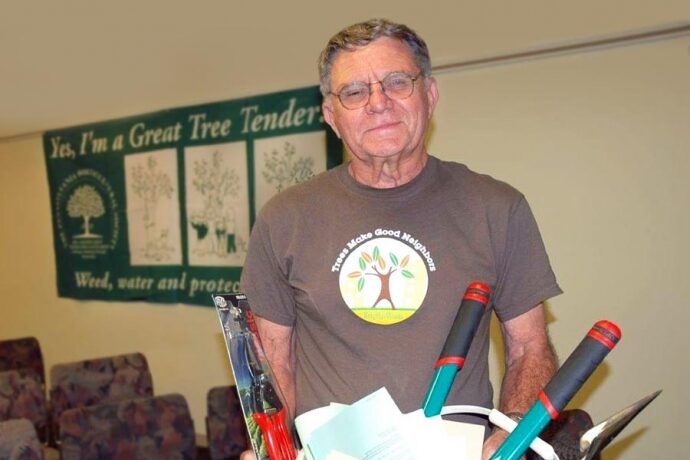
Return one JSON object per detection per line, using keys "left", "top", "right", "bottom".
{"left": 130, "top": 155, "right": 175, "bottom": 260}
{"left": 67, "top": 185, "right": 105, "bottom": 238}
{"left": 347, "top": 246, "right": 414, "bottom": 309}
{"left": 191, "top": 151, "right": 240, "bottom": 257}
{"left": 263, "top": 141, "right": 315, "bottom": 193}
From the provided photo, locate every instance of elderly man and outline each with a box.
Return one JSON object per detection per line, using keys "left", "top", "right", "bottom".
{"left": 240, "top": 18, "right": 561, "bottom": 459}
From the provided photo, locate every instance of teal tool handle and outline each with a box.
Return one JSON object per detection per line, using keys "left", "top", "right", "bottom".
{"left": 489, "top": 400, "right": 551, "bottom": 460}
{"left": 422, "top": 364, "right": 459, "bottom": 416}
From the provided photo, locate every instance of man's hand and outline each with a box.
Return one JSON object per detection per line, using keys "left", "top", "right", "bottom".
{"left": 482, "top": 429, "right": 526, "bottom": 460}
{"left": 239, "top": 450, "right": 256, "bottom": 460}
{"left": 482, "top": 429, "right": 508, "bottom": 460}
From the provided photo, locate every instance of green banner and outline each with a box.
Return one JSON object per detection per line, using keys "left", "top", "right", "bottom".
{"left": 44, "top": 86, "right": 341, "bottom": 306}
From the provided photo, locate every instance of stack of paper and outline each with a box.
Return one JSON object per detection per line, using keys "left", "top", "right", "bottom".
{"left": 294, "top": 387, "right": 484, "bottom": 460}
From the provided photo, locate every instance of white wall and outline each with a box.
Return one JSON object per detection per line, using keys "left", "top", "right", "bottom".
{"left": 1, "top": 3, "right": 689, "bottom": 457}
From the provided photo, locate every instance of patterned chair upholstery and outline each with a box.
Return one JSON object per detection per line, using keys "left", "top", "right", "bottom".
{"left": 205, "top": 386, "right": 249, "bottom": 460}
{"left": 49, "top": 352, "right": 153, "bottom": 443}
{"left": 0, "top": 369, "right": 48, "bottom": 444}
{"left": 0, "top": 418, "right": 43, "bottom": 460}
{"left": 0, "top": 338, "right": 45, "bottom": 387}
{"left": 58, "top": 393, "right": 196, "bottom": 460}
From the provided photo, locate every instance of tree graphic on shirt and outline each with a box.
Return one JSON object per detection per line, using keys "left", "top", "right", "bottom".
{"left": 347, "top": 246, "right": 414, "bottom": 309}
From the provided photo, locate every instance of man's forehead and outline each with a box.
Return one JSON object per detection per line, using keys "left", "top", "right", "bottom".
{"left": 329, "top": 37, "right": 417, "bottom": 81}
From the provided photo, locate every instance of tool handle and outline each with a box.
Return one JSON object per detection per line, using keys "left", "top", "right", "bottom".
{"left": 422, "top": 282, "right": 490, "bottom": 416}
{"left": 273, "top": 408, "right": 297, "bottom": 459}
{"left": 541, "top": 320, "right": 621, "bottom": 418}
{"left": 490, "top": 320, "right": 621, "bottom": 460}
{"left": 437, "top": 282, "right": 490, "bottom": 366}
{"left": 488, "top": 410, "right": 557, "bottom": 460}
{"left": 253, "top": 409, "right": 296, "bottom": 460}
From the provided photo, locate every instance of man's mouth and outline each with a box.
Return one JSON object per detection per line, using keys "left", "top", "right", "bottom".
{"left": 367, "top": 121, "right": 401, "bottom": 132}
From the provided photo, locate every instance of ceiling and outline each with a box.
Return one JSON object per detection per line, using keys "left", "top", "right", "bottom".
{"left": 1, "top": 0, "right": 688, "bottom": 140}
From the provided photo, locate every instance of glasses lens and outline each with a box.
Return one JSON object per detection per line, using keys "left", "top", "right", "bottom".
{"left": 339, "top": 83, "right": 369, "bottom": 109}
{"left": 382, "top": 73, "right": 415, "bottom": 99}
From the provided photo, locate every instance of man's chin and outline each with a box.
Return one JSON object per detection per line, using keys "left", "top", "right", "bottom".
{"left": 360, "top": 142, "right": 408, "bottom": 159}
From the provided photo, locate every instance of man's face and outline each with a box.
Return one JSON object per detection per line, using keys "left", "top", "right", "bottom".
{"left": 322, "top": 37, "right": 438, "bottom": 163}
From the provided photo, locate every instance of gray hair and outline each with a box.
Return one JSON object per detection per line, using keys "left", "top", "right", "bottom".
{"left": 318, "top": 18, "right": 432, "bottom": 96}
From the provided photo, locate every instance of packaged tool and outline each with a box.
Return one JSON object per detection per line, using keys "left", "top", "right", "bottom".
{"left": 213, "top": 293, "right": 296, "bottom": 460}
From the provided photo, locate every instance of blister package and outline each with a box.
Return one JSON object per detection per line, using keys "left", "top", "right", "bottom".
{"left": 213, "top": 293, "right": 296, "bottom": 460}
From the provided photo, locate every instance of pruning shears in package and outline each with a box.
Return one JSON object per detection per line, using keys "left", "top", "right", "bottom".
{"left": 213, "top": 293, "right": 296, "bottom": 460}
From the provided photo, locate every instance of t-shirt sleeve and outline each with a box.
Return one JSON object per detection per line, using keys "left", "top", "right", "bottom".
{"left": 492, "top": 196, "right": 562, "bottom": 322}
{"left": 239, "top": 214, "right": 297, "bottom": 326}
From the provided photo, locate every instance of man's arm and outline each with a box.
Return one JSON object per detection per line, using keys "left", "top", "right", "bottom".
{"left": 481, "top": 303, "right": 558, "bottom": 459}
{"left": 255, "top": 315, "right": 296, "bottom": 418}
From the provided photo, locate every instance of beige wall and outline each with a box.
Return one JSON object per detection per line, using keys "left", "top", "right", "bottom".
{"left": 430, "top": 37, "right": 690, "bottom": 458}
{"left": 1, "top": 5, "right": 689, "bottom": 458}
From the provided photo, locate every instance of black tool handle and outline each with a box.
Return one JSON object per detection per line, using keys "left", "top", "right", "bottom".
{"left": 436, "top": 282, "right": 490, "bottom": 367}
{"left": 540, "top": 320, "right": 621, "bottom": 417}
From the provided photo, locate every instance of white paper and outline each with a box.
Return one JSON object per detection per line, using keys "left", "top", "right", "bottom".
{"left": 295, "top": 387, "right": 485, "bottom": 460}
{"left": 295, "top": 403, "right": 347, "bottom": 447}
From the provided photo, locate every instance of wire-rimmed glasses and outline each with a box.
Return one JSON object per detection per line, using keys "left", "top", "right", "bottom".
{"left": 331, "top": 71, "right": 423, "bottom": 110}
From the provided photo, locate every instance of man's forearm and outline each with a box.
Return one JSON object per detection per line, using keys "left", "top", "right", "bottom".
{"left": 498, "top": 304, "right": 558, "bottom": 415}
{"left": 499, "top": 335, "right": 557, "bottom": 415}
{"left": 270, "top": 358, "right": 296, "bottom": 418}
{"left": 255, "top": 316, "right": 297, "bottom": 418}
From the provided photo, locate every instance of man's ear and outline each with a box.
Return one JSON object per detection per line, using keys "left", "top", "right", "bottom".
{"left": 322, "top": 99, "right": 341, "bottom": 138}
{"left": 424, "top": 76, "right": 439, "bottom": 119}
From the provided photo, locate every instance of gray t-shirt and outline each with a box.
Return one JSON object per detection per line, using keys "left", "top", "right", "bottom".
{"left": 241, "top": 155, "right": 561, "bottom": 421}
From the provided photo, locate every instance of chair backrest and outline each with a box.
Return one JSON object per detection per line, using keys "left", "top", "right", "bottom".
{"left": 0, "top": 418, "right": 44, "bottom": 460}
{"left": 0, "top": 369, "right": 48, "bottom": 444}
{"left": 0, "top": 337, "right": 45, "bottom": 387}
{"left": 58, "top": 393, "right": 195, "bottom": 460}
{"left": 205, "top": 385, "right": 249, "bottom": 459}
{"left": 49, "top": 352, "right": 153, "bottom": 443}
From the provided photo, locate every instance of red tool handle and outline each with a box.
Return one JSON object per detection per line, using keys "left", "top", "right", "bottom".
{"left": 253, "top": 409, "right": 296, "bottom": 460}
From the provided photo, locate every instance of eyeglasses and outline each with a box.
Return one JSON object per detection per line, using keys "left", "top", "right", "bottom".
{"left": 331, "top": 72, "right": 423, "bottom": 110}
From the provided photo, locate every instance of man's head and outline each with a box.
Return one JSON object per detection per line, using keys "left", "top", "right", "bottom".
{"left": 319, "top": 19, "right": 438, "bottom": 175}
{"left": 318, "top": 18, "right": 432, "bottom": 97}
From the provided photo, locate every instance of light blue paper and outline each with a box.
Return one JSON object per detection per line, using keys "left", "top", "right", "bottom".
{"left": 306, "top": 387, "right": 418, "bottom": 460}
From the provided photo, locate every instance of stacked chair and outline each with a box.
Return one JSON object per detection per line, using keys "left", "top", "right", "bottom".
{"left": 0, "top": 337, "right": 48, "bottom": 456}
{"left": 1, "top": 338, "right": 199, "bottom": 458}
{"left": 49, "top": 351, "right": 154, "bottom": 444}
{"left": 0, "top": 418, "right": 43, "bottom": 460}
{"left": 0, "top": 369, "right": 48, "bottom": 447}
{"left": 0, "top": 337, "right": 45, "bottom": 387}
{"left": 205, "top": 385, "right": 249, "bottom": 460}
{"left": 49, "top": 352, "right": 197, "bottom": 459}
{"left": 58, "top": 393, "right": 196, "bottom": 460}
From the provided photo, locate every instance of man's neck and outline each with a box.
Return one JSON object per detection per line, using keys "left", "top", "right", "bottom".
{"left": 348, "top": 152, "right": 428, "bottom": 189}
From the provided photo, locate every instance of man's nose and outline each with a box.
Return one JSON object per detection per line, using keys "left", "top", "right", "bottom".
{"left": 366, "top": 82, "right": 392, "bottom": 112}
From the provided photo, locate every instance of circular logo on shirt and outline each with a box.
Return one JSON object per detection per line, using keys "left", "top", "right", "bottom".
{"left": 339, "top": 237, "right": 429, "bottom": 325}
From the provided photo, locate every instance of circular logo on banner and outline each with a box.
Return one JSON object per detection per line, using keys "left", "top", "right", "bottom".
{"left": 55, "top": 168, "right": 119, "bottom": 260}
{"left": 339, "top": 237, "right": 429, "bottom": 325}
